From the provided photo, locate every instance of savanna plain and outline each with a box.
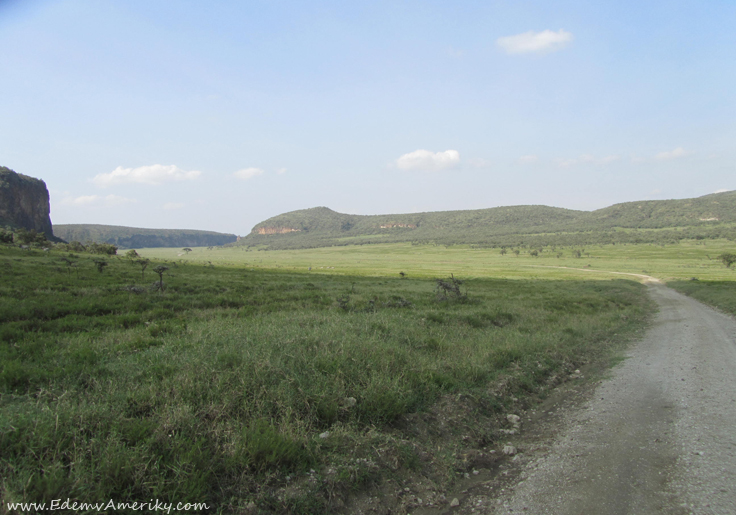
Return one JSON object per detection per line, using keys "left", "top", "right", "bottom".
{"left": 2, "top": 240, "right": 735, "bottom": 514}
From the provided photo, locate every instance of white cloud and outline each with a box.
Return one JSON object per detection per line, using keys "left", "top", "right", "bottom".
{"left": 163, "top": 202, "right": 185, "bottom": 210}
{"left": 92, "top": 164, "right": 201, "bottom": 187}
{"left": 497, "top": 29, "right": 573, "bottom": 55}
{"left": 276, "top": 168, "right": 287, "bottom": 175}
{"left": 714, "top": 188, "right": 729, "bottom": 194}
{"left": 655, "top": 147, "right": 687, "bottom": 160}
{"left": 518, "top": 155, "right": 538, "bottom": 164}
{"left": 61, "top": 194, "right": 137, "bottom": 207}
{"left": 233, "top": 167, "right": 265, "bottom": 180}
{"left": 396, "top": 149, "right": 460, "bottom": 171}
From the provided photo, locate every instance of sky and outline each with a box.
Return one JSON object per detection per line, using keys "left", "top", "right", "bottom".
{"left": 1, "top": 0, "right": 735, "bottom": 236}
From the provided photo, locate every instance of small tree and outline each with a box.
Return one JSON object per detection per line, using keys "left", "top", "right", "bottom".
{"left": 434, "top": 274, "right": 466, "bottom": 301}
{"left": 125, "top": 249, "right": 140, "bottom": 259}
{"left": 182, "top": 248, "right": 192, "bottom": 254}
{"left": 153, "top": 265, "right": 169, "bottom": 292}
{"left": 93, "top": 259, "right": 108, "bottom": 273}
{"left": 60, "top": 257, "right": 77, "bottom": 278}
{"left": 513, "top": 249, "right": 520, "bottom": 257}
{"left": 134, "top": 258, "right": 150, "bottom": 281}
{"left": 718, "top": 253, "right": 736, "bottom": 268}
{"left": 529, "top": 250, "right": 539, "bottom": 257}
{"left": 500, "top": 248, "right": 507, "bottom": 255}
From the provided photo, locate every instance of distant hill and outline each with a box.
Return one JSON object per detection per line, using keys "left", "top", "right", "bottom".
{"left": 54, "top": 224, "right": 238, "bottom": 249}
{"left": 0, "top": 166, "right": 56, "bottom": 239}
{"left": 237, "top": 191, "right": 736, "bottom": 250}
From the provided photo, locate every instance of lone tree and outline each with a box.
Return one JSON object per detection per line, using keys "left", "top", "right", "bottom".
{"left": 125, "top": 249, "right": 139, "bottom": 259}
{"left": 134, "top": 258, "right": 150, "bottom": 281}
{"left": 182, "top": 248, "right": 192, "bottom": 254}
{"left": 718, "top": 253, "right": 736, "bottom": 268}
{"left": 434, "top": 274, "right": 466, "bottom": 301}
{"left": 92, "top": 259, "right": 108, "bottom": 273}
{"left": 60, "top": 257, "right": 77, "bottom": 278}
{"left": 153, "top": 265, "right": 169, "bottom": 292}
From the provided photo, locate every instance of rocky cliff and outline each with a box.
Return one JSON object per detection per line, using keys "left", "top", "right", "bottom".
{"left": 0, "top": 166, "right": 54, "bottom": 239}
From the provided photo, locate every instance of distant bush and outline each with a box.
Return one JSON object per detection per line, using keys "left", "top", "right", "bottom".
{"left": 13, "top": 228, "right": 47, "bottom": 246}
{"left": 87, "top": 242, "right": 118, "bottom": 255}
{"left": 718, "top": 253, "right": 736, "bottom": 268}
{"left": 55, "top": 240, "right": 86, "bottom": 253}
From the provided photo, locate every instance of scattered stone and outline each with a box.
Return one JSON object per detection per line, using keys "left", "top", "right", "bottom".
{"left": 450, "top": 498, "right": 460, "bottom": 507}
{"left": 507, "top": 414, "right": 521, "bottom": 426}
{"left": 503, "top": 445, "right": 517, "bottom": 456}
{"left": 344, "top": 397, "right": 357, "bottom": 407}
{"left": 319, "top": 431, "right": 330, "bottom": 439}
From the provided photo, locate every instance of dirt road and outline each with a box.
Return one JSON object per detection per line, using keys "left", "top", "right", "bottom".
{"left": 487, "top": 284, "right": 736, "bottom": 514}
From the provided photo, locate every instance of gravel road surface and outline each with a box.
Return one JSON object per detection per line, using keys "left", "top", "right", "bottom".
{"left": 491, "top": 284, "right": 736, "bottom": 514}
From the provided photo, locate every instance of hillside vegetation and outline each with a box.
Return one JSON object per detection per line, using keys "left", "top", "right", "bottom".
{"left": 238, "top": 191, "right": 736, "bottom": 250}
{"left": 54, "top": 224, "right": 238, "bottom": 249}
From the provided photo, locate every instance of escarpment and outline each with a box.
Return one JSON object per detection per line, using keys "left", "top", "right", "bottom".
{"left": 0, "top": 166, "right": 54, "bottom": 239}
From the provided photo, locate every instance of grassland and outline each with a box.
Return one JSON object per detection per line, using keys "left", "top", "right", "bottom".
{"left": 139, "top": 239, "right": 736, "bottom": 282}
{"left": 0, "top": 243, "right": 660, "bottom": 514}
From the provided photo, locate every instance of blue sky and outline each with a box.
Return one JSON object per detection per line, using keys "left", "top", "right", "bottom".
{"left": 1, "top": 0, "right": 734, "bottom": 235}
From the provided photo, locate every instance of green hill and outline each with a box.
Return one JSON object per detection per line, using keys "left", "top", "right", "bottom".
{"left": 237, "top": 191, "right": 736, "bottom": 250}
{"left": 53, "top": 224, "right": 238, "bottom": 249}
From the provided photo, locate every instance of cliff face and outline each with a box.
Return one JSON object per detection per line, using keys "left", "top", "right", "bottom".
{"left": 0, "top": 167, "right": 54, "bottom": 238}
{"left": 255, "top": 227, "right": 301, "bottom": 235}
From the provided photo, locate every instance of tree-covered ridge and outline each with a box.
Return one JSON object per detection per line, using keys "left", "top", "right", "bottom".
{"left": 238, "top": 191, "right": 736, "bottom": 250}
{"left": 53, "top": 224, "right": 238, "bottom": 249}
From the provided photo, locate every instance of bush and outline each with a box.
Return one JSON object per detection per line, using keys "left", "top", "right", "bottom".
{"left": 718, "top": 253, "right": 736, "bottom": 268}
{"left": 88, "top": 242, "right": 118, "bottom": 255}
{"left": 13, "top": 228, "right": 47, "bottom": 246}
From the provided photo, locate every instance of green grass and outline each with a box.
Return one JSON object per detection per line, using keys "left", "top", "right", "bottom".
{"left": 138, "top": 239, "right": 736, "bottom": 282}
{"left": 668, "top": 279, "right": 736, "bottom": 316}
{"left": 0, "top": 243, "right": 663, "bottom": 513}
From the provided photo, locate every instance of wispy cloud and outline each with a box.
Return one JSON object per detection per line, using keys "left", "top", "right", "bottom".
{"left": 61, "top": 194, "right": 137, "bottom": 207}
{"left": 93, "top": 165, "right": 201, "bottom": 187}
{"left": 233, "top": 167, "right": 264, "bottom": 180}
{"left": 163, "top": 202, "right": 185, "bottom": 210}
{"left": 497, "top": 29, "right": 573, "bottom": 55}
{"left": 396, "top": 149, "right": 460, "bottom": 171}
{"left": 518, "top": 155, "right": 538, "bottom": 164}
{"left": 276, "top": 168, "right": 287, "bottom": 175}
{"left": 655, "top": 147, "right": 687, "bottom": 160}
